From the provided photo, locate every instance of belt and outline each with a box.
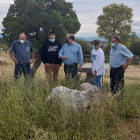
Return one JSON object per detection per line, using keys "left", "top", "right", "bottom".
{"left": 111, "top": 65, "right": 123, "bottom": 69}
{"left": 65, "top": 63, "right": 78, "bottom": 66}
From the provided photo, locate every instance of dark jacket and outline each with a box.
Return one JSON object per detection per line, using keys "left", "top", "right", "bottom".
{"left": 41, "top": 40, "right": 62, "bottom": 65}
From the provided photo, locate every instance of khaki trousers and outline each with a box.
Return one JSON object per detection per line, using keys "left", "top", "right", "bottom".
{"left": 45, "top": 63, "right": 60, "bottom": 80}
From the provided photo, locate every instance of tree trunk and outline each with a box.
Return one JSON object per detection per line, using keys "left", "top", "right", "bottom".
{"left": 30, "top": 57, "right": 42, "bottom": 78}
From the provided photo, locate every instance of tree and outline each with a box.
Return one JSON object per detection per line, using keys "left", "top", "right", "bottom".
{"left": 129, "top": 39, "right": 140, "bottom": 56}
{"left": 2, "top": 0, "right": 81, "bottom": 77}
{"left": 75, "top": 38, "right": 92, "bottom": 55}
{"left": 128, "top": 31, "right": 139, "bottom": 42}
{"left": 96, "top": 3, "right": 133, "bottom": 43}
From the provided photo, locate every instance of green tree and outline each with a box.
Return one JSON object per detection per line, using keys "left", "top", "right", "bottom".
{"left": 75, "top": 38, "right": 92, "bottom": 55}
{"left": 2, "top": 0, "right": 81, "bottom": 77}
{"left": 96, "top": 3, "right": 133, "bottom": 44}
{"left": 129, "top": 39, "right": 140, "bottom": 56}
{"left": 128, "top": 31, "right": 139, "bottom": 42}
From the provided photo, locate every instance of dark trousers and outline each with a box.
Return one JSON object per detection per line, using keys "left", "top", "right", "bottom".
{"left": 64, "top": 63, "right": 78, "bottom": 79}
{"left": 14, "top": 63, "right": 31, "bottom": 79}
{"left": 110, "top": 67, "right": 125, "bottom": 97}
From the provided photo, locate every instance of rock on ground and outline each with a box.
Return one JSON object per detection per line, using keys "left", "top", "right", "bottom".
{"left": 48, "top": 83, "right": 104, "bottom": 108}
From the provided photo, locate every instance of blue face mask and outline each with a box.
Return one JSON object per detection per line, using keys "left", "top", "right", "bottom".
{"left": 92, "top": 45, "right": 95, "bottom": 49}
{"left": 111, "top": 43, "right": 116, "bottom": 48}
{"left": 50, "top": 39, "right": 55, "bottom": 43}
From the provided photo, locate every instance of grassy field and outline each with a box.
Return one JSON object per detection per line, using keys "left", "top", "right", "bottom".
{"left": 0, "top": 53, "right": 140, "bottom": 140}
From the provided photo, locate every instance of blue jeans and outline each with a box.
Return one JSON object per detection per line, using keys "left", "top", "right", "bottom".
{"left": 93, "top": 75, "right": 103, "bottom": 90}
{"left": 14, "top": 63, "right": 31, "bottom": 79}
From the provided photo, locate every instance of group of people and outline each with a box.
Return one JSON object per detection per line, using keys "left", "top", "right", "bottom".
{"left": 9, "top": 32, "right": 133, "bottom": 97}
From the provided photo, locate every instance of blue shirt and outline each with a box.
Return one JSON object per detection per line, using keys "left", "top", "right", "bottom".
{"left": 10, "top": 40, "right": 34, "bottom": 64}
{"left": 59, "top": 42, "right": 83, "bottom": 66}
{"left": 110, "top": 43, "right": 133, "bottom": 68}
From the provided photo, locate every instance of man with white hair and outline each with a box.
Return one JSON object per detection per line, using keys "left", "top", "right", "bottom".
{"left": 9, "top": 33, "right": 35, "bottom": 79}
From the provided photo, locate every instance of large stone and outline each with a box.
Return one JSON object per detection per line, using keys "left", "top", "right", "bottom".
{"left": 48, "top": 83, "right": 103, "bottom": 108}
{"left": 0, "top": 58, "right": 7, "bottom": 63}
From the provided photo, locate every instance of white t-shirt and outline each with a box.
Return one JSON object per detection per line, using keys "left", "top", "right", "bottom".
{"left": 91, "top": 48, "right": 105, "bottom": 76}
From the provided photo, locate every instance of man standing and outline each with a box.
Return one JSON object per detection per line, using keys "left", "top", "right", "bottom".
{"left": 110, "top": 36, "right": 133, "bottom": 97}
{"left": 91, "top": 40, "right": 105, "bottom": 90}
{"left": 9, "top": 33, "right": 35, "bottom": 79}
{"left": 41, "top": 32, "right": 62, "bottom": 80}
{"left": 59, "top": 34, "right": 83, "bottom": 79}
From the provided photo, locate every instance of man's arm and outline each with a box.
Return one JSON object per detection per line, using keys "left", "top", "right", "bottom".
{"left": 58, "top": 42, "right": 63, "bottom": 66}
{"left": 9, "top": 52, "right": 18, "bottom": 64}
{"left": 58, "top": 45, "right": 67, "bottom": 60}
{"left": 122, "top": 46, "right": 134, "bottom": 69}
{"left": 123, "top": 57, "right": 133, "bottom": 69}
{"left": 41, "top": 43, "right": 47, "bottom": 65}
{"left": 9, "top": 41, "right": 18, "bottom": 64}
{"left": 78, "top": 45, "right": 83, "bottom": 71}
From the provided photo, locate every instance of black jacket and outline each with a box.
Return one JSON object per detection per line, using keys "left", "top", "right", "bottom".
{"left": 41, "top": 40, "right": 62, "bottom": 65}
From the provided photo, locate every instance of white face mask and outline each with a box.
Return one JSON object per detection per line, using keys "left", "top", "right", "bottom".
{"left": 20, "top": 39, "right": 25, "bottom": 44}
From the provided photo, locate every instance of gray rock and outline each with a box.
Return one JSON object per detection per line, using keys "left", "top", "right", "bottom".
{"left": 48, "top": 83, "right": 103, "bottom": 108}
{"left": 0, "top": 58, "right": 7, "bottom": 63}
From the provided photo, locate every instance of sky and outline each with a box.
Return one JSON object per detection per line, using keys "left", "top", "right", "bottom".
{"left": 0, "top": 0, "right": 140, "bottom": 37}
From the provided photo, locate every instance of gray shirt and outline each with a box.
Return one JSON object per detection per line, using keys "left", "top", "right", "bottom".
{"left": 10, "top": 40, "right": 34, "bottom": 64}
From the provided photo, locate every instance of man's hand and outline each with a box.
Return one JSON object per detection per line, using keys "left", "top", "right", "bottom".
{"left": 61, "top": 55, "right": 67, "bottom": 60}
{"left": 122, "top": 64, "right": 128, "bottom": 70}
{"left": 31, "top": 58, "right": 35, "bottom": 64}
{"left": 78, "top": 66, "right": 82, "bottom": 72}
{"left": 93, "top": 71, "right": 97, "bottom": 77}
{"left": 12, "top": 58, "right": 18, "bottom": 64}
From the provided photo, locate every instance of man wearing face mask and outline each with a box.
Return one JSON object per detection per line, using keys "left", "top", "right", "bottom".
{"left": 9, "top": 33, "right": 35, "bottom": 79}
{"left": 110, "top": 35, "right": 133, "bottom": 98}
{"left": 65, "top": 34, "right": 73, "bottom": 44}
{"left": 91, "top": 40, "right": 105, "bottom": 90}
{"left": 59, "top": 34, "right": 83, "bottom": 79}
{"left": 41, "top": 32, "right": 62, "bottom": 80}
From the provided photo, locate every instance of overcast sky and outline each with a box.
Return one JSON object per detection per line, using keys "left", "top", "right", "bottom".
{"left": 0, "top": 0, "right": 140, "bottom": 37}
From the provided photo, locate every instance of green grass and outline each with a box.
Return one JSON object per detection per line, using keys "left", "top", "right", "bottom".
{"left": 0, "top": 78, "right": 140, "bottom": 140}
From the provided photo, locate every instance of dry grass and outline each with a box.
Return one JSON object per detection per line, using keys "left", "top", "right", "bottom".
{"left": 104, "top": 65, "right": 140, "bottom": 84}
{"left": 1, "top": 53, "right": 140, "bottom": 140}
{"left": 0, "top": 53, "right": 66, "bottom": 81}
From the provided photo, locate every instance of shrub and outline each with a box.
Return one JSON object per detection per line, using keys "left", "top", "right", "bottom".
{"left": 129, "top": 39, "right": 140, "bottom": 56}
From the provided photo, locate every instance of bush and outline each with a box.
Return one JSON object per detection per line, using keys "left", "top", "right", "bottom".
{"left": 129, "top": 39, "right": 140, "bottom": 56}
{"left": 0, "top": 44, "right": 8, "bottom": 49}
{"left": 75, "top": 38, "right": 92, "bottom": 55}
{"left": 75, "top": 38, "right": 92, "bottom": 63}
{"left": 103, "top": 42, "right": 111, "bottom": 57}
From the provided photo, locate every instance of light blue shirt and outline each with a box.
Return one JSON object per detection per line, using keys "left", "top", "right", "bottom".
{"left": 110, "top": 43, "right": 133, "bottom": 68}
{"left": 59, "top": 42, "right": 83, "bottom": 66}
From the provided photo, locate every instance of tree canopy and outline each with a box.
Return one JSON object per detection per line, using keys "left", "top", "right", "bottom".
{"left": 96, "top": 3, "right": 134, "bottom": 43}
{"left": 2, "top": 0, "right": 81, "bottom": 76}
{"left": 2, "top": 0, "right": 81, "bottom": 45}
